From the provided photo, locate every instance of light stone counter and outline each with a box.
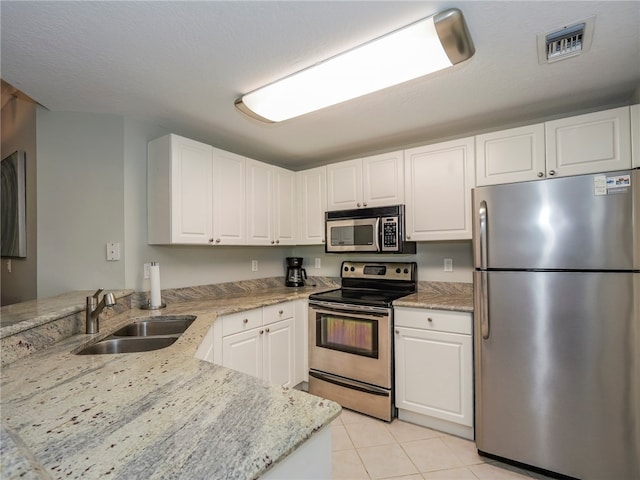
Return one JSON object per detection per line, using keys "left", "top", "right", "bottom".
{"left": 0, "top": 285, "right": 341, "bottom": 480}
{"left": 393, "top": 281, "right": 474, "bottom": 312}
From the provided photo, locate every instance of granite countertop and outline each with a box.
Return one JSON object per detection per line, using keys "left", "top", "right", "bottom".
{"left": 394, "top": 281, "right": 474, "bottom": 312}
{"left": 0, "top": 286, "right": 341, "bottom": 480}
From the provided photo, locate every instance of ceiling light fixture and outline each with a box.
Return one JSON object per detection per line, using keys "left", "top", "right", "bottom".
{"left": 235, "top": 8, "right": 475, "bottom": 123}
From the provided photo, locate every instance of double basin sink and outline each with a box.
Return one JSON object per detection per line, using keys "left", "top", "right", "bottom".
{"left": 76, "top": 315, "right": 196, "bottom": 355}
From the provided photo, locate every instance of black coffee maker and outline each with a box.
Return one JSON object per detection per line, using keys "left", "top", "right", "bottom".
{"left": 285, "top": 257, "right": 307, "bottom": 287}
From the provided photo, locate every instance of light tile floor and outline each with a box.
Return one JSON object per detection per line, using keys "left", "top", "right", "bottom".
{"left": 332, "top": 409, "right": 556, "bottom": 480}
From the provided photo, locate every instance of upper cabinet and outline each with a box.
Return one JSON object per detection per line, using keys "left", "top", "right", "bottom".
{"left": 212, "top": 148, "right": 247, "bottom": 245}
{"left": 545, "top": 106, "right": 631, "bottom": 177}
{"left": 326, "top": 151, "right": 404, "bottom": 211}
{"left": 629, "top": 104, "right": 639, "bottom": 168}
{"left": 404, "top": 137, "right": 475, "bottom": 241}
{"left": 246, "top": 160, "right": 296, "bottom": 246}
{"left": 148, "top": 134, "right": 213, "bottom": 245}
{"left": 475, "top": 124, "right": 545, "bottom": 186}
{"left": 477, "top": 107, "right": 632, "bottom": 186}
{"left": 296, "top": 166, "right": 327, "bottom": 245}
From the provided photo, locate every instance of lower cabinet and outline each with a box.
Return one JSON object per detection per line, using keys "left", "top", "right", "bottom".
{"left": 196, "top": 300, "right": 303, "bottom": 388}
{"left": 394, "top": 307, "right": 473, "bottom": 439}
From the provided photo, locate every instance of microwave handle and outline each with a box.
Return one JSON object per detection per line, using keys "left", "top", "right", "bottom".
{"left": 374, "top": 217, "right": 381, "bottom": 251}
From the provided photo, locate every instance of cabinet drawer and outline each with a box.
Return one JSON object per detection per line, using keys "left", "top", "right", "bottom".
{"left": 222, "top": 308, "right": 262, "bottom": 336}
{"left": 263, "top": 302, "right": 294, "bottom": 325}
{"left": 395, "top": 308, "right": 471, "bottom": 335}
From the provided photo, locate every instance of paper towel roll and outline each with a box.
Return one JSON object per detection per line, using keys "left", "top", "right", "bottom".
{"left": 150, "top": 262, "right": 162, "bottom": 307}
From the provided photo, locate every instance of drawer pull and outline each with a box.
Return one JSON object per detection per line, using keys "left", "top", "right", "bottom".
{"left": 265, "top": 328, "right": 270, "bottom": 333}
{"left": 259, "top": 329, "right": 264, "bottom": 335}
{"left": 243, "top": 318, "right": 248, "bottom": 324}
{"left": 427, "top": 317, "right": 433, "bottom": 322}
{"left": 279, "top": 310, "right": 283, "bottom": 315}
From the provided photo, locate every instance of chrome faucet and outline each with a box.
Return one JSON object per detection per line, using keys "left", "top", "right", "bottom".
{"left": 86, "top": 288, "right": 116, "bottom": 334}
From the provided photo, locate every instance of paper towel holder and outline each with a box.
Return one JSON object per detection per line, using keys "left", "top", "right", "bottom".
{"left": 141, "top": 299, "right": 167, "bottom": 310}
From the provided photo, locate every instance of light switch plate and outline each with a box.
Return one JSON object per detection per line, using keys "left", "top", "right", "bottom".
{"left": 444, "top": 258, "right": 453, "bottom": 272}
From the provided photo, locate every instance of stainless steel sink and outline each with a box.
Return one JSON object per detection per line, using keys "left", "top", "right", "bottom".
{"left": 75, "top": 315, "right": 197, "bottom": 355}
{"left": 111, "top": 315, "right": 196, "bottom": 337}
{"left": 76, "top": 336, "right": 179, "bottom": 355}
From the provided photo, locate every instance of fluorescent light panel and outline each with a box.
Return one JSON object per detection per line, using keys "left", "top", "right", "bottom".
{"left": 236, "top": 8, "right": 474, "bottom": 122}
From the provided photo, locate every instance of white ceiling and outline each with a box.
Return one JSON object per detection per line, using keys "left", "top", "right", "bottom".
{"left": 2, "top": 1, "right": 639, "bottom": 170}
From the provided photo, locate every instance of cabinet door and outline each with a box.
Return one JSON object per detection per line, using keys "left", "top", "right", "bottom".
{"left": 395, "top": 326, "right": 473, "bottom": 427}
{"left": 404, "top": 137, "right": 475, "bottom": 241}
{"left": 546, "top": 106, "right": 631, "bottom": 177}
{"left": 296, "top": 167, "right": 327, "bottom": 245}
{"left": 222, "top": 328, "right": 263, "bottom": 378}
{"left": 263, "top": 318, "right": 295, "bottom": 388}
{"left": 475, "top": 124, "right": 546, "bottom": 186}
{"left": 212, "top": 148, "right": 246, "bottom": 245}
{"left": 273, "top": 166, "right": 296, "bottom": 245}
{"left": 326, "top": 159, "right": 362, "bottom": 210}
{"left": 168, "top": 135, "right": 213, "bottom": 244}
{"left": 362, "top": 151, "right": 404, "bottom": 207}
{"left": 631, "top": 104, "right": 639, "bottom": 169}
{"left": 246, "top": 159, "right": 273, "bottom": 245}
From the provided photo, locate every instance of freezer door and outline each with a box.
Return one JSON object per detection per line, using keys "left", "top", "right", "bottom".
{"left": 472, "top": 170, "right": 639, "bottom": 270}
{"left": 474, "top": 270, "right": 640, "bottom": 480}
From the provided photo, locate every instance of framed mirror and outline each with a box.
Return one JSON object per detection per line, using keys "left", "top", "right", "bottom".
{"left": 1, "top": 150, "right": 27, "bottom": 257}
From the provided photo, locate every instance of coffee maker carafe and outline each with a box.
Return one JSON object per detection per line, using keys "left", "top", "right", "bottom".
{"left": 285, "top": 257, "right": 307, "bottom": 287}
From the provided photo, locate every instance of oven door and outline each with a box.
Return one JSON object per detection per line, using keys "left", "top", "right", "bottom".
{"left": 308, "top": 301, "right": 391, "bottom": 388}
{"left": 325, "top": 218, "right": 380, "bottom": 253}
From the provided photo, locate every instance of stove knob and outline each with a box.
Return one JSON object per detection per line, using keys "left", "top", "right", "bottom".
{"left": 344, "top": 266, "right": 349, "bottom": 272}
{"left": 404, "top": 268, "right": 409, "bottom": 274}
{"left": 350, "top": 267, "right": 355, "bottom": 271}
{"left": 396, "top": 268, "right": 401, "bottom": 274}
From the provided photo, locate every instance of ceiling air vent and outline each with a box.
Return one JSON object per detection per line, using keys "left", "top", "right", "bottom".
{"left": 537, "top": 17, "right": 595, "bottom": 64}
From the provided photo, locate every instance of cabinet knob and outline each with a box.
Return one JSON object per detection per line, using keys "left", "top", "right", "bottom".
{"left": 357, "top": 203, "right": 361, "bottom": 208}
{"left": 279, "top": 310, "right": 283, "bottom": 315}
{"left": 243, "top": 318, "right": 248, "bottom": 324}
{"left": 395, "top": 329, "right": 399, "bottom": 334}
{"left": 549, "top": 170, "right": 556, "bottom": 176}
{"left": 215, "top": 238, "right": 221, "bottom": 244}
{"left": 259, "top": 329, "right": 264, "bottom": 335}
{"left": 406, "top": 235, "right": 411, "bottom": 240}
{"left": 363, "top": 202, "right": 368, "bottom": 207}
{"left": 321, "top": 239, "right": 325, "bottom": 243}
{"left": 271, "top": 240, "right": 275, "bottom": 244}
{"left": 427, "top": 317, "right": 433, "bottom": 322}
{"left": 537, "top": 172, "right": 544, "bottom": 178}
{"left": 209, "top": 238, "right": 214, "bottom": 243}
{"left": 276, "top": 239, "right": 280, "bottom": 244}
{"left": 265, "top": 328, "right": 270, "bottom": 333}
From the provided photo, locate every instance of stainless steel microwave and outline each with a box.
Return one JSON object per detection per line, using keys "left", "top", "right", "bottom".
{"left": 325, "top": 205, "right": 416, "bottom": 254}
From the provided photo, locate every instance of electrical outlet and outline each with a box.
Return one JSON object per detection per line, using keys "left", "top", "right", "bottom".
{"left": 444, "top": 258, "right": 453, "bottom": 272}
{"left": 106, "top": 242, "right": 120, "bottom": 261}
{"left": 315, "top": 258, "right": 321, "bottom": 269}
{"left": 251, "top": 260, "right": 258, "bottom": 272}
{"left": 144, "top": 263, "right": 151, "bottom": 279}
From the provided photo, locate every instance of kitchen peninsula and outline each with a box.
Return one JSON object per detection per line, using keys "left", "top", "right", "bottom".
{"left": 0, "top": 282, "right": 341, "bottom": 480}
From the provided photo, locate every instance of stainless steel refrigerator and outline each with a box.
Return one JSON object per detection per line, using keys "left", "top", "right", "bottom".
{"left": 473, "top": 169, "right": 639, "bottom": 480}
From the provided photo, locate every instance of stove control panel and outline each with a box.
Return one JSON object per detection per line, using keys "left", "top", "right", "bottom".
{"left": 341, "top": 261, "right": 416, "bottom": 281}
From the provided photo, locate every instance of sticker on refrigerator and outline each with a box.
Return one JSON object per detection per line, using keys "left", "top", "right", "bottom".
{"left": 606, "top": 174, "right": 631, "bottom": 195}
{"left": 594, "top": 175, "right": 607, "bottom": 195}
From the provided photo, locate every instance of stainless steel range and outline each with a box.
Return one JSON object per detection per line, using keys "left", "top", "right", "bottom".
{"left": 308, "top": 261, "right": 417, "bottom": 421}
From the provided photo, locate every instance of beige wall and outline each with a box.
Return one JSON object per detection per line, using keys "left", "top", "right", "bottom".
{"left": 1, "top": 96, "right": 37, "bottom": 306}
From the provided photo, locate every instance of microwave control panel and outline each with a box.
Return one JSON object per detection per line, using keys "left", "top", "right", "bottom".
{"left": 381, "top": 216, "right": 400, "bottom": 251}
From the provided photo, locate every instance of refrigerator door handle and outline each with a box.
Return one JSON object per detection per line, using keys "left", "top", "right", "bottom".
{"left": 479, "top": 201, "right": 488, "bottom": 270}
{"left": 474, "top": 270, "right": 490, "bottom": 339}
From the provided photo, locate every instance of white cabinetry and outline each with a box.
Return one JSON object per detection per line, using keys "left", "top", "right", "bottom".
{"left": 296, "top": 167, "right": 327, "bottom": 245}
{"left": 246, "top": 160, "right": 296, "bottom": 246}
{"left": 326, "top": 151, "right": 404, "bottom": 211}
{"left": 629, "top": 104, "right": 639, "bottom": 168}
{"left": 475, "top": 124, "right": 546, "bottom": 186}
{"left": 148, "top": 134, "right": 213, "bottom": 244}
{"left": 147, "top": 134, "right": 247, "bottom": 245}
{"left": 404, "top": 137, "right": 475, "bottom": 241}
{"left": 198, "top": 301, "right": 298, "bottom": 388}
{"left": 394, "top": 307, "right": 473, "bottom": 440}
{"left": 212, "top": 148, "right": 246, "bottom": 245}
{"left": 546, "top": 106, "right": 631, "bottom": 177}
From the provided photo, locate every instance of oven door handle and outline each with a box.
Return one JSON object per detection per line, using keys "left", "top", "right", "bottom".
{"left": 308, "top": 301, "right": 390, "bottom": 317}
{"left": 309, "top": 370, "right": 390, "bottom": 397}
